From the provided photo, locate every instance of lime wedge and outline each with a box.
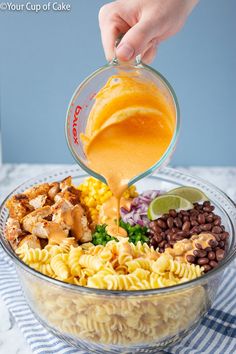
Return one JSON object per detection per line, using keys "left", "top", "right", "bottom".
{"left": 167, "top": 186, "right": 209, "bottom": 203}
{"left": 147, "top": 195, "right": 194, "bottom": 220}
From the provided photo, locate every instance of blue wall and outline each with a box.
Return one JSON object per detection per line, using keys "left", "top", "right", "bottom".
{"left": 0, "top": 0, "right": 235, "bottom": 165}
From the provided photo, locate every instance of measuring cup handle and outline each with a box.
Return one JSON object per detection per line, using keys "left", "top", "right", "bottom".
{"left": 111, "top": 33, "right": 142, "bottom": 66}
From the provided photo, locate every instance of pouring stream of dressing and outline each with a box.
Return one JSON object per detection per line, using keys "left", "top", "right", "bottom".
{"left": 81, "top": 74, "right": 176, "bottom": 235}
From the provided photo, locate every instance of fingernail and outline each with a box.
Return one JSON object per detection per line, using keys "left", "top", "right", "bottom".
{"left": 117, "top": 43, "right": 135, "bottom": 61}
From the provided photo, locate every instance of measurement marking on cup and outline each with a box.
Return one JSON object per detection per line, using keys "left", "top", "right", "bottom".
{"left": 72, "top": 105, "right": 82, "bottom": 144}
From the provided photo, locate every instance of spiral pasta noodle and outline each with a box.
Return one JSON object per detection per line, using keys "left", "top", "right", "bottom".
{"left": 16, "top": 240, "right": 204, "bottom": 289}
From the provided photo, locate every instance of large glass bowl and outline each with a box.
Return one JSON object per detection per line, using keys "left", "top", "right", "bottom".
{"left": 0, "top": 167, "right": 236, "bottom": 354}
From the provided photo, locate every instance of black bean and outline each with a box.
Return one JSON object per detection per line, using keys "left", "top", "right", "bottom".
{"left": 209, "top": 261, "right": 218, "bottom": 268}
{"left": 191, "top": 226, "right": 201, "bottom": 234}
{"left": 174, "top": 234, "right": 184, "bottom": 241}
{"left": 212, "top": 226, "right": 222, "bottom": 234}
{"left": 219, "top": 241, "right": 225, "bottom": 248}
{"left": 203, "top": 264, "right": 212, "bottom": 272}
{"left": 158, "top": 241, "right": 166, "bottom": 248}
{"left": 180, "top": 210, "right": 189, "bottom": 216}
{"left": 157, "top": 219, "right": 167, "bottom": 229}
{"left": 174, "top": 217, "right": 182, "bottom": 228}
{"left": 182, "top": 221, "right": 191, "bottom": 232}
{"left": 169, "top": 209, "right": 177, "bottom": 217}
{"left": 203, "top": 206, "right": 212, "bottom": 212}
{"left": 213, "top": 218, "right": 221, "bottom": 226}
{"left": 206, "top": 216, "right": 214, "bottom": 223}
{"left": 214, "top": 234, "right": 221, "bottom": 242}
{"left": 198, "top": 214, "right": 206, "bottom": 224}
{"left": 191, "top": 220, "right": 199, "bottom": 227}
{"left": 190, "top": 215, "right": 197, "bottom": 222}
{"left": 186, "top": 255, "right": 196, "bottom": 263}
{"left": 162, "top": 213, "right": 169, "bottom": 220}
{"left": 200, "top": 223, "right": 212, "bottom": 231}
{"left": 154, "top": 235, "right": 163, "bottom": 243}
{"left": 193, "top": 249, "right": 201, "bottom": 257}
{"left": 198, "top": 258, "right": 209, "bottom": 265}
{"left": 195, "top": 243, "right": 203, "bottom": 250}
{"left": 220, "top": 232, "right": 229, "bottom": 240}
{"left": 167, "top": 217, "right": 174, "bottom": 229}
{"left": 197, "top": 250, "right": 207, "bottom": 258}
{"left": 208, "top": 251, "right": 216, "bottom": 260}
{"left": 209, "top": 239, "right": 218, "bottom": 248}
{"left": 152, "top": 225, "right": 162, "bottom": 233}
{"left": 216, "top": 249, "right": 225, "bottom": 261}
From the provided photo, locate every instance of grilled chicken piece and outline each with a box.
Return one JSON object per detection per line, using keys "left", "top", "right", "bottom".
{"left": 71, "top": 205, "right": 92, "bottom": 243}
{"left": 48, "top": 182, "right": 60, "bottom": 201}
{"left": 22, "top": 206, "right": 52, "bottom": 235}
{"left": 18, "top": 234, "right": 41, "bottom": 249}
{"left": 29, "top": 194, "right": 47, "bottom": 209}
{"left": 22, "top": 205, "right": 68, "bottom": 243}
{"left": 60, "top": 176, "right": 72, "bottom": 191}
{"left": 6, "top": 217, "right": 22, "bottom": 241}
{"left": 6, "top": 194, "right": 33, "bottom": 221}
{"left": 6, "top": 176, "right": 91, "bottom": 246}
{"left": 52, "top": 200, "right": 91, "bottom": 243}
{"left": 24, "top": 183, "right": 50, "bottom": 200}
{"left": 52, "top": 199, "right": 73, "bottom": 229}
{"left": 55, "top": 186, "right": 81, "bottom": 206}
{"left": 44, "top": 222, "right": 69, "bottom": 244}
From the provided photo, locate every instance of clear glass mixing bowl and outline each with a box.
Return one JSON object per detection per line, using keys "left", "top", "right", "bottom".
{"left": 65, "top": 59, "right": 180, "bottom": 186}
{"left": 0, "top": 167, "right": 236, "bottom": 354}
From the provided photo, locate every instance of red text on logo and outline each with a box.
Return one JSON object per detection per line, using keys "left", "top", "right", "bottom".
{"left": 72, "top": 105, "right": 82, "bottom": 144}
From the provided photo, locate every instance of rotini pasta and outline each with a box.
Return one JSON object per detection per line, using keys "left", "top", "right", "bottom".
{"left": 16, "top": 239, "right": 204, "bottom": 290}
{"left": 23, "top": 269, "right": 207, "bottom": 347}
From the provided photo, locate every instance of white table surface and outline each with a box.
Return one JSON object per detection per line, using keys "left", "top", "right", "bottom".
{"left": 0, "top": 164, "right": 235, "bottom": 354}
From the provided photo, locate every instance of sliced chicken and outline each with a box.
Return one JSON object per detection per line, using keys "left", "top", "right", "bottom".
{"left": 6, "top": 194, "right": 33, "bottom": 221}
{"left": 22, "top": 206, "right": 52, "bottom": 234}
{"left": 46, "top": 222, "right": 69, "bottom": 244}
{"left": 55, "top": 186, "right": 81, "bottom": 206}
{"left": 71, "top": 205, "right": 92, "bottom": 243}
{"left": 52, "top": 199, "right": 74, "bottom": 229}
{"left": 6, "top": 175, "right": 91, "bottom": 246}
{"left": 60, "top": 176, "right": 72, "bottom": 191}
{"left": 48, "top": 182, "right": 60, "bottom": 201}
{"left": 6, "top": 217, "right": 22, "bottom": 241}
{"left": 29, "top": 194, "right": 47, "bottom": 209}
{"left": 52, "top": 200, "right": 91, "bottom": 243}
{"left": 24, "top": 183, "right": 50, "bottom": 200}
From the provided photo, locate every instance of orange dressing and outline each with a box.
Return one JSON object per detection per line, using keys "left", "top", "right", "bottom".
{"left": 81, "top": 74, "right": 175, "bottom": 233}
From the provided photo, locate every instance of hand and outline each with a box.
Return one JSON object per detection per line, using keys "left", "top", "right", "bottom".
{"left": 99, "top": 0, "right": 198, "bottom": 63}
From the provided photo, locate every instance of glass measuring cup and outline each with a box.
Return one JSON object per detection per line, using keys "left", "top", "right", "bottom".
{"left": 65, "top": 56, "right": 180, "bottom": 186}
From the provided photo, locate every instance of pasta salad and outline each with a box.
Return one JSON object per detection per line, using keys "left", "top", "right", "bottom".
{"left": 5, "top": 176, "right": 229, "bottom": 290}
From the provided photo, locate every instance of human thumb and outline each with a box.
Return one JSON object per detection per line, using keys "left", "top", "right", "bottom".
{"left": 116, "top": 20, "right": 156, "bottom": 61}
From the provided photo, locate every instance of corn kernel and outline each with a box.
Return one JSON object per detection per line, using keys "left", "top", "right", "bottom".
{"left": 77, "top": 177, "right": 138, "bottom": 224}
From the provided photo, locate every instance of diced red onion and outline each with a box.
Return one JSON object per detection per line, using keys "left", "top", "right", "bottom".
{"left": 120, "top": 190, "right": 162, "bottom": 227}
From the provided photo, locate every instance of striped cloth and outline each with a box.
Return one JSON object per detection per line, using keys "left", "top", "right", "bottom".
{"left": 0, "top": 249, "right": 235, "bottom": 354}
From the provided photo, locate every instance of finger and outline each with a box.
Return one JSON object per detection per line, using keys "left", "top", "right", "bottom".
{"left": 99, "top": 5, "right": 129, "bottom": 61}
{"left": 142, "top": 44, "right": 158, "bottom": 64}
{"left": 116, "top": 20, "right": 156, "bottom": 62}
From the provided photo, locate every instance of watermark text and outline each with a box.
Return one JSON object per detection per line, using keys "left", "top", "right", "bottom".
{"left": 0, "top": 2, "right": 71, "bottom": 12}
